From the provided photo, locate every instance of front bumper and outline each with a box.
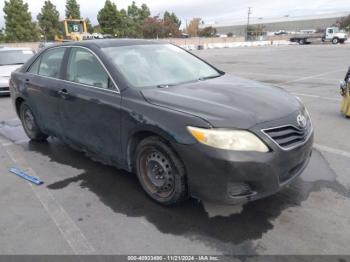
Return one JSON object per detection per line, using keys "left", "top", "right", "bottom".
{"left": 172, "top": 131, "right": 314, "bottom": 205}
{"left": 0, "top": 86, "right": 10, "bottom": 96}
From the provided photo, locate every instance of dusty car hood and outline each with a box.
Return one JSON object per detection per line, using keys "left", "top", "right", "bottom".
{"left": 141, "top": 75, "right": 301, "bottom": 129}
{"left": 0, "top": 65, "right": 22, "bottom": 77}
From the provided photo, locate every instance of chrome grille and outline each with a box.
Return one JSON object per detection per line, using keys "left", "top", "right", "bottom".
{"left": 262, "top": 121, "right": 312, "bottom": 150}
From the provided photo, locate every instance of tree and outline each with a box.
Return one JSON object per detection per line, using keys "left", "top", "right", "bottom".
{"left": 164, "top": 11, "right": 181, "bottom": 28}
{"left": 97, "top": 0, "right": 121, "bottom": 36}
{"left": 85, "top": 18, "right": 93, "bottom": 34}
{"left": 142, "top": 15, "right": 181, "bottom": 39}
{"left": 0, "top": 28, "right": 4, "bottom": 42}
{"left": 199, "top": 26, "right": 216, "bottom": 37}
{"left": 127, "top": 1, "right": 140, "bottom": 20}
{"left": 139, "top": 4, "right": 150, "bottom": 21}
{"left": 118, "top": 9, "right": 129, "bottom": 37}
{"left": 97, "top": 1, "right": 151, "bottom": 38}
{"left": 163, "top": 17, "right": 181, "bottom": 38}
{"left": 187, "top": 18, "right": 201, "bottom": 37}
{"left": 338, "top": 15, "right": 350, "bottom": 30}
{"left": 37, "top": 0, "right": 60, "bottom": 41}
{"left": 65, "top": 0, "right": 80, "bottom": 19}
{"left": 93, "top": 25, "right": 102, "bottom": 33}
{"left": 126, "top": 1, "right": 150, "bottom": 38}
{"left": 247, "top": 24, "right": 266, "bottom": 39}
{"left": 3, "top": 0, "right": 40, "bottom": 42}
{"left": 142, "top": 16, "right": 163, "bottom": 39}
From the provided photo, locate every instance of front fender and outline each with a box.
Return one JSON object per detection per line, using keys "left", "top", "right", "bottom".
{"left": 120, "top": 88, "right": 211, "bottom": 170}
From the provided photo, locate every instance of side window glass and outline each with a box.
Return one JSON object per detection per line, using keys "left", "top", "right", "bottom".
{"left": 28, "top": 57, "right": 41, "bottom": 74}
{"left": 66, "top": 48, "right": 109, "bottom": 89}
{"left": 38, "top": 48, "right": 65, "bottom": 78}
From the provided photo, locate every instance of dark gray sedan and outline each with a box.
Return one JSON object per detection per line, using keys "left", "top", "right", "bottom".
{"left": 10, "top": 40, "right": 313, "bottom": 206}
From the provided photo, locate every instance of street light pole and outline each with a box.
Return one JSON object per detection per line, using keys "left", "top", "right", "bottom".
{"left": 246, "top": 7, "right": 252, "bottom": 41}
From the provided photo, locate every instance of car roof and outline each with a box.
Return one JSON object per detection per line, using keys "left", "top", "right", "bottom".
{"left": 0, "top": 46, "right": 34, "bottom": 52}
{"left": 59, "top": 39, "right": 163, "bottom": 49}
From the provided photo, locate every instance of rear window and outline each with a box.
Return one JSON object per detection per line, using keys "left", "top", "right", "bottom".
{"left": 38, "top": 48, "right": 65, "bottom": 78}
{"left": 0, "top": 50, "right": 34, "bottom": 66}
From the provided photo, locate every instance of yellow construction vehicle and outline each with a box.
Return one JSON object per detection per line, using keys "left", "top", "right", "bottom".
{"left": 55, "top": 19, "right": 93, "bottom": 42}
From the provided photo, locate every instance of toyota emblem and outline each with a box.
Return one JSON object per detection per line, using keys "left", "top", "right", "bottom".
{"left": 297, "top": 114, "right": 307, "bottom": 128}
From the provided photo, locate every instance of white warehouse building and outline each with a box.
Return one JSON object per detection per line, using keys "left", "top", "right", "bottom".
{"left": 201, "top": 12, "right": 350, "bottom": 36}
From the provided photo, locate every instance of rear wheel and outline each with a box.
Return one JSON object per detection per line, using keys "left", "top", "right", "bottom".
{"left": 332, "top": 38, "right": 339, "bottom": 44}
{"left": 298, "top": 39, "right": 305, "bottom": 45}
{"left": 135, "top": 136, "right": 187, "bottom": 206}
{"left": 20, "top": 102, "right": 48, "bottom": 141}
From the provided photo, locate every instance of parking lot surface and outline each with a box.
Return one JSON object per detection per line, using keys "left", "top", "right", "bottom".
{"left": 0, "top": 44, "right": 350, "bottom": 255}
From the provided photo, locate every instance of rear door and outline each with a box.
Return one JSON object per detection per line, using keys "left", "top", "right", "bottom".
{"left": 25, "top": 47, "right": 67, "bottom": 136}
{"left": 58, "top": 47, "right": 122, "bottom": 164}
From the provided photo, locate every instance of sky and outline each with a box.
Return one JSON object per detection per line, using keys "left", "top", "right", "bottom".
{"left": 0, "top": 0, "right": 349, "bottom": 28}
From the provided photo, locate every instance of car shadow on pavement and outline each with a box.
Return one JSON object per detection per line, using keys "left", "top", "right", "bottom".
{"left": 23, "top": 137, "right": 348, "bottom": 252}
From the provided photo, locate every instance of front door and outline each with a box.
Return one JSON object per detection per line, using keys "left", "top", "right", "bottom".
{"left": 326, "top": 28, "right": 334, "bottom": 40}
{"left": 58, "top": 47, "right": 122, "bottom": 164}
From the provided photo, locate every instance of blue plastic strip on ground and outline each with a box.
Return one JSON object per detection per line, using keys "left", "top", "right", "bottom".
{"left": 9, "top": 168, "right": 43, "bottom": 185}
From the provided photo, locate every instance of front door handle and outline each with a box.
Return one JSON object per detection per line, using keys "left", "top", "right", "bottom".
{"left": 57, "top": 89, "right": 69, "bottom": 98}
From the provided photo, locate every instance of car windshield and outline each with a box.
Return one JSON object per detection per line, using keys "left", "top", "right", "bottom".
{"left": 0, "top": 50, "right": 34, "bottom": 66}
{"left": 102, "top": 44, "right": 221, "bottom": 89}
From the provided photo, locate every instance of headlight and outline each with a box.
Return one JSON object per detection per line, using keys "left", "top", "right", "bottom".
{"left": 187, "top": 126, "right": 269, "bottom": 152}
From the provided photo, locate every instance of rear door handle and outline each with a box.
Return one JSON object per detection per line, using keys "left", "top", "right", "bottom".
{"left": 57, "top": 89, "right": 69, "bottom": 98}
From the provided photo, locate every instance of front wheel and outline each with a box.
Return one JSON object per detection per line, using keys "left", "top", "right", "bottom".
{"left": 135, "top": 136, "right": 187, "bottom": 206}
{"left": 332, "top": 38, "right": 339, "bottom": 44}
{"left": 20, "top": 102, "right": 48, "bottom": 141}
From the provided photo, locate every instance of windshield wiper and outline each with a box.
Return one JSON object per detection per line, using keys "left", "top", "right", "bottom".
{"left": 198, "top": 75, "right": 221, "bottom": 81}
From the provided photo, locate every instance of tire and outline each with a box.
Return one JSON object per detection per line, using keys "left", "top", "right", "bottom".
{"left": 135, "top": 136, "right": 187, "bottom": 206}
{"left": 339, "top": 40, "right": 345, "bottom": 44}
{"left": 298, "top": 39, "right": 305, "bottom": 45}
{"left": 332, "top": 38, "right": 339, "bottom": 44}
{"left": 19, "top": 102, "right": 48, "bottom": 141}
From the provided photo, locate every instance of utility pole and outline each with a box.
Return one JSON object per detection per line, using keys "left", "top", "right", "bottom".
{"left": 246, "top": 7, "right": 252, "bottom": 41}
